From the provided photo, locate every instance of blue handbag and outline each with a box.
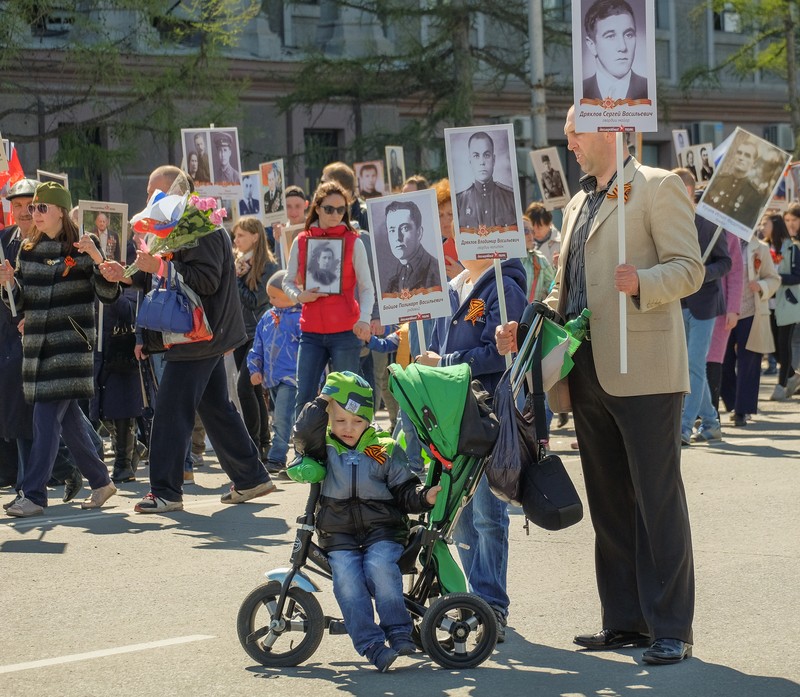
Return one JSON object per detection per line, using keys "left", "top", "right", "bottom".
{"left": 136, "top": 261, "right": 194, "bottom": 334}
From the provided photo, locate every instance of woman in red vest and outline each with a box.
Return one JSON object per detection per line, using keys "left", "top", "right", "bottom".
{"left": 283, "top": 181, "right": 375, "bottom": 418}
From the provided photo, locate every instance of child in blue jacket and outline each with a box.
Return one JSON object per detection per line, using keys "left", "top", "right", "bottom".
{"left": 292, "top": 371, "right": 440, "bottom": 672}
{"left": 248, "top": 270, "right": 301, "bottom": 474}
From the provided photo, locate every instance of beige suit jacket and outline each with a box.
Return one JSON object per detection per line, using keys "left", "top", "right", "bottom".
{"left": 546, "top": 158, "right": 704, "bottom": 398}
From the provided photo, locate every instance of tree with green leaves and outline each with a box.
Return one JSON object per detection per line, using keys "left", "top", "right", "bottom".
{"left": 0, "top": 0, "right": 260, "bottom": 199}
{"left": 278, "top": 0, "right": 571, "bottom": 179}
{"left": 680, "top": 0, "right": 800, "bottom": 156}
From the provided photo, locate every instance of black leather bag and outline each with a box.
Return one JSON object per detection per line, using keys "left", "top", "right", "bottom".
{"left": 519, "top": 330, "right": 583, "bottom": 530}
{"left": 521, "top": 453, "right": 583, "bottom": 530}
{"left": 104, "top": 323, "right": 139, "bottom": 374}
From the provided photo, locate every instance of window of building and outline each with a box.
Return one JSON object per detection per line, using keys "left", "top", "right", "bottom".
{"left": 714, "top": 4, "right": 741, "bottom": 33}
{"left": 655, "top": 0, "right": 670, "bottom": 29}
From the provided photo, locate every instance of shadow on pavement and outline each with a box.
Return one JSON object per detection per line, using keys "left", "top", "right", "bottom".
{"left": 243, "top": 630, "right": 800, "bottom": 696}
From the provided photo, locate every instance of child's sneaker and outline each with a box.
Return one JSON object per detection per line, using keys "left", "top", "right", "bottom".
{"left": 389, "top": 633, "right": 417, "bottom": 656}
{"left": 365, "top": 643, "right": 398, "bottom": 672}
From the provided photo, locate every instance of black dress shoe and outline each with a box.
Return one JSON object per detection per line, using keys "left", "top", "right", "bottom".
{"left": 62, "top": 468, "right": 83, "bottom": 503}
{"left": 642, "top": 638, "right": 692, "bottom": 664}
{"left": 574, "top": 629, "right": 651, "bottom": 650}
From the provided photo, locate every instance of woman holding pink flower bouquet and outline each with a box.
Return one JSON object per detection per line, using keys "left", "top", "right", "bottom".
{"left": 101, "top": 165, "right": 275, "bottom": 513}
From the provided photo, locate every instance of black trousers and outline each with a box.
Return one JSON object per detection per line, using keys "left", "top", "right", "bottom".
{"left": 149, "top": 355, "right": 270, "bottom": 502}
{"left": 568, "top": 343, "right": 695, "bottom": 643}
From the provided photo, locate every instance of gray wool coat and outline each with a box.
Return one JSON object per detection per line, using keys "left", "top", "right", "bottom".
{"left": 7, "top": 235, "right": 119, "bottom": 403}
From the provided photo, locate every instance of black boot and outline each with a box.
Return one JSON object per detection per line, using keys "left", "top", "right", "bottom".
{"left": 111, "top": 418, "right": 136, "bottom": 483}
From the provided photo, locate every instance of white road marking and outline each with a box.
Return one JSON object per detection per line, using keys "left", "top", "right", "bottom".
{"left": 0, "top": 635, "right": 216, "bottom": 674}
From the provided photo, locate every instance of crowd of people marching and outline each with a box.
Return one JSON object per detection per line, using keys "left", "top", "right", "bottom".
{"left": 1, "top": 138, "right": 797, "bottom": 670}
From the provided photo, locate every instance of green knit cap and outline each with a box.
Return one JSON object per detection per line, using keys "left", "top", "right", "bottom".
{"left": 32, "top": 182, "right": 72, "bottom": 211}
{"left": 322, "top": 371, "right": 374, "bottom": 423}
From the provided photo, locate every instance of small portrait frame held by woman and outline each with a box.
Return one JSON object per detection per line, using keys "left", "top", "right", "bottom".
{"left": 305, "top": 237, "right": 344, "bottom": 295}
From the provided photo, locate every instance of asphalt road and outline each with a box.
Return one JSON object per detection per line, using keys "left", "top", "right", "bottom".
{"left": 1, "top": 382, "right": 798, "bottom": 697}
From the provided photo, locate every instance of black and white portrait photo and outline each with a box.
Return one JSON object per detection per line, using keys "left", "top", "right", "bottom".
{"left": 444, "top": 123, "right": 525, "bottom": 260}
{"left": 211, "top": 130, "right": 241, "bottom": 185}
{"left": 238, "top": 171, "right": 261, "bottom": 218}
{"left": 385, "top": 146, "right": 406, "bottom": 193}
{"left": 698, "top": 128, "right": 791, "bottom": 240}
{"left": 260, "top": 159, "right": 286, "bottom": 226}
{"left": 355, "top": 160, "right": 386, "bottom": 200}
{"left": 183, "top": 131, "right": 212, "bottom": 184}
{"left": 572, "top": 0, "right": 657, "bottom": 132}
{"left": 366, "top": 189, "right": 450, "bottom": 325}
{"left": 182, "top": 127, "right": 243, "bottom": 200}
{"left": 672, "top": 129, "right": 690, "bottom": 166}
{"left": 530, "top": 147, "right": 571, "bottom": 211}
{"left": 305, "top": 237, "right": 343, "bottom": 294}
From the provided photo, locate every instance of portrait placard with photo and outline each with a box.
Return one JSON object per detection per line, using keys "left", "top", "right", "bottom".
{"left": 182, "top": 127, "right": 243, "bottom": 200}
{"left": 697, "top": 128, "right": 791, "bottom": 241}
{"left": 77, "top": 200, "right": 129, "bottom": 264}
{"left": 573, "top": 0, "right": 657, "bottom": 132}
{"left": 36, "top": 169, "right": 69, "bottom": 189}
{"left": 237, "top": 170, "right": 263, "bottom": 221}
{"left": 530, "top": 147, "right": 571, "bottom": 210}
{"left": 354, "top": 160, "right": 386, "bottom": 200}
{"left": 445, "top": 123, "right": 525, "bottom": 261}
{"left": 672, "top": 129, "right": 690, "bottom": 165}
{"left": 260, "top": 159, "right": 286, "bottom": 227}
{"left": 385, "top": 146, "right": 406, "bottom": 192}
{"left": 366, "top": 189, "right": 450, "bottom": 326}
{"left": 305, "top": 237, "right": 343, "bottom": 295}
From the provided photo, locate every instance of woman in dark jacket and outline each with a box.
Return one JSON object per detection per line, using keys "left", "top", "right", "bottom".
{"left": 232, "top": 217, "right": 279, "bottom": 460}
{"left": 0, "top": 182, "right": 119, "bottom": 517}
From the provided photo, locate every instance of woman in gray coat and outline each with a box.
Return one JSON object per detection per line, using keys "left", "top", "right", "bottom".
{"left": 0, "top": 183, "right": 119, "bottom": 517}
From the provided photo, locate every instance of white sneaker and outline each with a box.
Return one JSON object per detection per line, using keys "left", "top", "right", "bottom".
{"left": 770, "top": 384, "right": 787, "bottom": 401}
{"left": 786, "top": 374, "right": 800, "bottom": 397}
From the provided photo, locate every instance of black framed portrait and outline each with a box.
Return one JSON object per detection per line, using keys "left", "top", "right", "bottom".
{"left": 305, "top": 237, "right": 344, "bottom": 295}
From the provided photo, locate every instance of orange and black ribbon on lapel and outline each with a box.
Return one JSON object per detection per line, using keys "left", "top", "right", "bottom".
{"left": 607, "top": 182, "right": 632, "bottom": 203}
{"left": 465, "top": 298, "right": 485, "bottom": 325}
{"left": 364, "top": 445, "right": 387, "bottom": 465}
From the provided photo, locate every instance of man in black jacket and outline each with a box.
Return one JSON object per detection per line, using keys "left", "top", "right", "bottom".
{"left": 103, "top": 165, "right": 275, "bottom": 513}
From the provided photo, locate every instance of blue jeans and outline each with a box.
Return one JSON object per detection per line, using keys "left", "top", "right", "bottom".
{"left": 328, "top": 541, "right": 411, "bottom": 655}
{"left": 267, "top": 382, "right": 296, "bottom": 465}
{"left": 681, "top": 309, "right": 719, "bottom": 435}
{"left": 294, "top": 330, "right": 363, "bottom": 419}
{"left": 454, "top": 475, "right": 510, "bottom": 617}
{"left": 20, "top": 400, "right": 111, "bottom": 507}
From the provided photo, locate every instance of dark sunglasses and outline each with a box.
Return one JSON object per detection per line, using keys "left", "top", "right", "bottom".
{"left": 27, "top": 203, "right": 51, "bottom": 214}
{"left": 320, "top": 205, "right": 346, "bottom": 216}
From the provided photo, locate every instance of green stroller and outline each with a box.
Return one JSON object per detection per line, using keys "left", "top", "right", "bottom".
{"left": 236, "top": 363, "right": 501, "bottom": 669}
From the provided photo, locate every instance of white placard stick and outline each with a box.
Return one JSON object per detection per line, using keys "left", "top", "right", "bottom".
{"left": 701, "top": 225, "right": 724, "bottom": 264}
{"left": 415, "top": 319, "right": 426, "bottom": 358}
{"left": 493, "top": 258, "right": 512, "bottom": 368}
{"left": 0, "top": 243, "right": 17, "bottom": 317}
{"left": 616, "top": 132, "right": 627, "bottom": 374}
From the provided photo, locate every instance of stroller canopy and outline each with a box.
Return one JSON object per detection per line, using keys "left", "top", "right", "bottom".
{"left": 388, "top": 363, "right": 498, "bottom": 461}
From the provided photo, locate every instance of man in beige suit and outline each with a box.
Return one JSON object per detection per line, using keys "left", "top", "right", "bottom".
{"left": 497, "top": 106, "right": 703, "bottom": 664}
